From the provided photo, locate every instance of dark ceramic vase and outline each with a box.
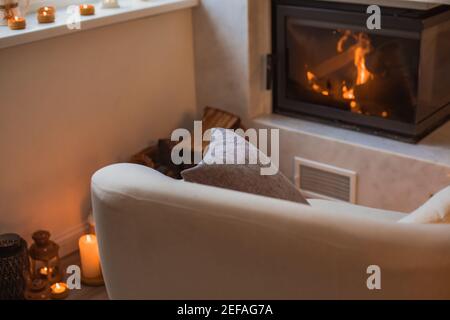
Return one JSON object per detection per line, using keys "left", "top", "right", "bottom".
{"left": 0, "top": 233, "right": 29, "bottom": 300}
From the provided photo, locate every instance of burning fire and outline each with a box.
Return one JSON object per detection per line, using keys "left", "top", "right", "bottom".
{"left": 353, "top": 33, "right": 373, "bottom": 86}
{"left": 342, "top": 84, "right": 355, "bottom": 100}
{"left": 306, "top": 31, "right": 384, "bottom": 116}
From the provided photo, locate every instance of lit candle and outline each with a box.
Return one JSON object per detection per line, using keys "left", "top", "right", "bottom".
{"left": 37, "top": 6, "right": 55, "bottom": 24}
{"left": 50, "top": 282, "right": 69, "bottom": 300}
{"left": 8, "top": 16, "right": 26, "bottom": 30}
{"left": 38, "top": 6, "right": 55, "bottom": 14}
{"left": 79, "top": 4, "right": 95, "bottom": 16}
{"left": 39, "top": 266, "right": 53, "bottom": 276}
{"left": 78, "top": 234, "right": 101, "bottom": 279}
{"left": 102, "top": 0, "right": 119, "bottom": 9}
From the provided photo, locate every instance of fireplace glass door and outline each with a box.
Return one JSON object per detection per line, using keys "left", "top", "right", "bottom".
{"left": 285, "top": 17, "right": 420, "bottom": 124}
{"left": 274, "top": 1, "right": 450, "bottom": 141}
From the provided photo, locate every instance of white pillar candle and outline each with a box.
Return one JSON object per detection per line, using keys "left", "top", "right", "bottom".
{"left": 78, "top": 234, "right": 101, "bottom": 279}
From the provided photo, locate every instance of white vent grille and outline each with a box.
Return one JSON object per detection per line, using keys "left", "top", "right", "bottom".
{"left": 294, "top": 157, "right": 357, "bottom": 203}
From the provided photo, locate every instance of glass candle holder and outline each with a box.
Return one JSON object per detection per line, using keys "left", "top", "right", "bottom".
{"left": 37, "top": 6, "right": 55, "bottom": 23}
{"left": 79, "top": 4, "right": 95, "bottom": 16}
{"left": 7, "top": 15, "right": 25, "bottom": 30}
{"left": 102, "top": 0, "right": 119, "bottom": 9}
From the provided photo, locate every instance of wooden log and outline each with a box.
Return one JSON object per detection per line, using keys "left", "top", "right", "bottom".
{"left": 310, "top": 45, "right": 357, "bottom": 79}
{"left": 202, "top": 106, "right": 241, "bottom": 132}
{"left": 130, "top": 146, "right": 157, "bottom": 168}
{"left": 200, "top": 106, "right": 242, "bottom": 150}
{"left": 158, "top": 139, "right": 179, "bottom": 167}
{"left": 287, "top": 22, "right": 357, "bottom": 79}
{"left": 129, "top": 106, "right": 244, "bottom": 179}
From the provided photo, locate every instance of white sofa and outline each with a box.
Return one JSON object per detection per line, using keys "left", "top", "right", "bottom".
{"left": 91, "top": 163, "right": 450, "bottom": 300}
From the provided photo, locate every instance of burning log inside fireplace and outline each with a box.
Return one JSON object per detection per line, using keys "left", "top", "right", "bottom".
{"left": 287, "top": 23, "right": 417, "bottom": 120}
{"left": 302, "top": 30, "right": 374, "bottom": 114}
{"left": 309, "top": 45, "right": 358, "bottom": 79}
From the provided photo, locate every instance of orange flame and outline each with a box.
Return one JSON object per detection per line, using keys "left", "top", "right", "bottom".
{"left": 354, "top": 33, "right": 373, "bottom": 86}
{"left": 306, "top": 31, "right": 373, "bottom": 115}
{"left": 342, "top": 84, "right": 355, "bottom": 100}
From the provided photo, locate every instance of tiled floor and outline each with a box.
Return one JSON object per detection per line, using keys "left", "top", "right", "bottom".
{"left": 61, "top": 252, "right": 109, "bottom": 300}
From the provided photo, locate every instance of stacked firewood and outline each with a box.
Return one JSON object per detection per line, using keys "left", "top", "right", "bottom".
{"left": 130, "top": 106, "right": 242, "bottom": 179}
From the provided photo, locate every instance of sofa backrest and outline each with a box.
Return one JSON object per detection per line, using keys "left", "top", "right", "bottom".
{"left": 92, "top": 164, "right": 450, "bottom": 299}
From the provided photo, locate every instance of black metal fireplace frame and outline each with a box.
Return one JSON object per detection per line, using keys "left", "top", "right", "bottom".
{"left": 271, "top": 0, "right": 450, "bottom": 142}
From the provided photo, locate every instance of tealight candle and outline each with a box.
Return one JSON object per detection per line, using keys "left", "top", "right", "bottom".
{"left": 79, "top": 234, "right": 102, "bottom": 280}
{"left": 8, "top": 16, "right": 26, "bottom": 30}
{"left": 38, "top": 6, "right": 55, "bottom": 14}
{"left": 37, "top": 6, "right": 55, "bottom": 24}
{"left": 50, "top": 282, "right": 69, "bottom": 300}
{"left": 39, "top": 266, "right": 53, "bottom": 276}
{"left": 102, "top": 0, "right": 119, "bottom": 9}
{"left": 79, "top": 4, "right": 95, "bottom": 16}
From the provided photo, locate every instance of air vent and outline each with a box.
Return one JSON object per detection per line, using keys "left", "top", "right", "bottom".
{"left": 294, "top": 157, "right": 357, "bottom": 203}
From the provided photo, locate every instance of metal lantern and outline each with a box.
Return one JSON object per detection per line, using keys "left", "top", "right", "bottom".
{"left": 28, "top": 230, "right": 61, "bottom": 284}
{"left": 24, "top": 278, "right": 51, "bottom": 300}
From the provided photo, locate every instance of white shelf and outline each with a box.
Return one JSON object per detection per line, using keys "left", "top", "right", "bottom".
{"left": 0, "top": 0, "right": 199, "bottom": 49}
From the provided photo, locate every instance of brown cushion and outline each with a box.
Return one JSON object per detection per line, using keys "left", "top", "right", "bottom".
{"left": 181, "top": 128, "right": 308, "bottom": 205}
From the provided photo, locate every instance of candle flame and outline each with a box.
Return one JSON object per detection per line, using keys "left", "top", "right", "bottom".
{"left": 86, "top": 234, "right": 92, "bottom": 242}
{"left": 14, "top": 16, "right": 19, "bottom": 21}
{"left": 83, "top": 4, "right": 88, "bottom": 8}
{"left": 40, "top": 266, "right": 53, "bottom": 275}
{"left": 55, "top": 283, "right": 61, "bottom": 289}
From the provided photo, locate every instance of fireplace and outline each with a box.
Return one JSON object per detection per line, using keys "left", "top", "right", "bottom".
{"left": 272, "top": 0, "right": 450, "bottom": 142}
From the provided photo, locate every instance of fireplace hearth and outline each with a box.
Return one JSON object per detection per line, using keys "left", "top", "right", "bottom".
{"left": 272, "top": 0, "right": 450, "bottom": 142}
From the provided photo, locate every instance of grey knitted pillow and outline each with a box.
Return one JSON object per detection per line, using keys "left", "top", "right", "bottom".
{"left": 181, "top": 128, "right": 308, "bottom": 205}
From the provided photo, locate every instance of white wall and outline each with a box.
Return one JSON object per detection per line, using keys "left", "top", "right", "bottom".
{"left": 193, "top": 0, "right": 251, "bottom": 120}
{"left": 0, "top": 9, "right": 197, "bottom": 252}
